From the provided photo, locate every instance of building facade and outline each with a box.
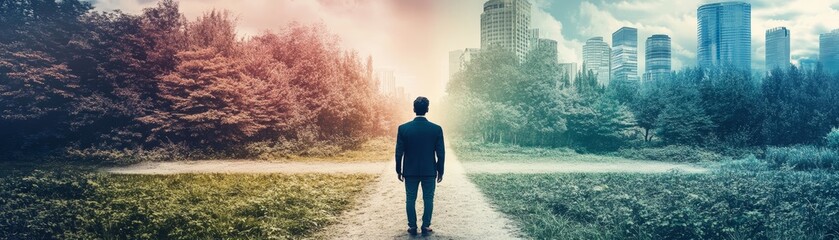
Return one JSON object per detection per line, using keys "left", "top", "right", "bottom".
{"left": 449, "top": 49, "right": 464, "bottom": 77}
{"left": 799, "top": 57, "right": 818, "bottom": 72}
{"left": 480, "top": 0, "right": 532, "bottom": 62}
{"left": 644, "top": 34, "right": 671, "bottom": 82}
{"left": 697, "top": 1, "right": 751, "bottom": 70}
{"left": 821, "top": 29, "right": 839, "bottom": 74}
{"left": 526, "top": 29, "right": 558, "bottom": 62}
{"left": 559, "top": 62, "right": 577, "bottom": 85}
{"left": 611, "top": 27, "right": 639, "bottom": 83}
{"left": 536, "top": 38, "right": 558, "bottom": 62}
{"left": 448, "top": 48, "right": 481, "bottom": 77}
{"left": 375, "top": 69, "right": 396, "bottom": 96}
{"left": 583, "top": 37, "right": 611, "bottom": 86}
{"left": 766, "top": 27, "right": 791, "bottom": 72}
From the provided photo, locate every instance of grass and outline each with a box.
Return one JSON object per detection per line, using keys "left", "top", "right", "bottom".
{"left": 0, "top": 166, "right": 375, "bottom": 239}
{"left": 765, "top": 146, "right": 839, "bottom": 170}
{"left": 280, "top": 138, "right": 393, "bottom": 163}
{"left": 453, "top": 141, "right": 635, "bottom": 163}
{"left": 49, "top": 138, "right": 395, "bottom": 165}
{"left": 615, "top": 145, "right": 728, "bottom": 163}
{"left": 472, "top": 172, "right": 839, "bottom": 240}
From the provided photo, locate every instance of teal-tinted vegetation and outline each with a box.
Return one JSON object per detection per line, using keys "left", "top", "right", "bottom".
{"left": 472, "top": 172, "right": 839, "bottom": 239}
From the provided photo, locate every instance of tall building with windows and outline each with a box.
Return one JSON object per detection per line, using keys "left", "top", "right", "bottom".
{"left": 536, "top": 38, "right": 558, "bottom": 62}
{"left": 449, "top": 49, "right": 464, "bottom": 77}
{"left": 697, "top": 1, "right": 751, "bottom": 70}
{"left": 644, "top": 34, "right": 671, "bottom": 82}
{"left": 611, "top": 27, "right": 639, "bottom": 83}
{"left": 375, "top": 69, "right": 396, "bottom": 96}
{"left": 559, "top": 62, "right": 577, "bottom": 84}
{"left": 821, "top": 29, "right": 839, "bottom": 74}
{"left": 799, "top": 57, "right": 818, "bottom": 72}
{"left": 583, "top": 37, "right": 611, "bottom": 86}
{"left": 449, "top": 48, "right": 480, "bottom": 77}
{"left": 766, "top": 27, "right": 791, "bottom": 71}
{"left": 480, "top": 0, "right": 532, "bottom": 62}
{"left": 526, "top": 29, "right": 558, "bottom": 62}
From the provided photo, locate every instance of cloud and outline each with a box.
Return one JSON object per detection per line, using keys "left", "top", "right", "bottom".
{"left": 530, "top": 6, "right": 582, "bottom": 63}
{"left": 544, "top": 0, "right": 839, "bottom": 72}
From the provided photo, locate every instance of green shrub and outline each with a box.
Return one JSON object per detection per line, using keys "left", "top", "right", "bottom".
{"left": 0, "top": 167, "right": 101, "bottom": 239}
{"left": 717, "top": 155, "right": 772, "bottom": 172}
{"left": 765, "top": 146, "right": 839, "bottom": 170}
{"left": 617, "top": 145, "right": 726, "bottom": 163}
{"left": 452, "top": 141, "right": 583, "bottom": 163}
{"left": 826, "top": 128, "right": 839, "bottom": 149}
{"left": 472, "top": 172, "right": 839, "bottom": 239}
{"left": 64, "top": 143, "right": 185, "bottom": 165}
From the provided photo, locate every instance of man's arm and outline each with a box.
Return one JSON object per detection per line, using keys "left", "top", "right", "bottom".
{"left": 395, "top": 127, "right": 405, "bottom": 180}
{"left": 435, "top": 127, "right": 445, "bottom": 180}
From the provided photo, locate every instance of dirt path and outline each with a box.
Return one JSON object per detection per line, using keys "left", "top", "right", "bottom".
{"left": 465, "top": 161, "right": 708, "bottom": 174}
{"left": 315, "top": 153, "right": 523, "bottom": 240}
{"left": 103, "top": 160, "right": 386, "bottom": 174}
{"left": 103, "top": 154, "right": 708, "bottom": 239}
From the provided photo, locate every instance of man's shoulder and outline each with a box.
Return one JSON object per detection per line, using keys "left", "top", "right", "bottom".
{"left": 428, "top": 121, "right": 442, "bottom": 129}
{"left": 398, "top": 121, "right": 413, "bottom": 130}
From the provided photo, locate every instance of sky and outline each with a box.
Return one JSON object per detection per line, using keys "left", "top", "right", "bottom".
{"left": 90, "top": 0, "right": 839, "bottom": 101}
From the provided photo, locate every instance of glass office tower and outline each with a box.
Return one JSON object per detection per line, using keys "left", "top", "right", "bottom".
{"left": 697, "top": 1, "right": 751, "bottom": 70}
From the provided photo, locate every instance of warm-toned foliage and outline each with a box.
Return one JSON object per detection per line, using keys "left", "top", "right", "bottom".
{"left": 0, "top": 0, "right": 398, "bottom": 160}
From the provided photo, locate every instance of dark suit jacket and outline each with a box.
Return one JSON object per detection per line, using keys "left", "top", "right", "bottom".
{"left": 395, "top": 117, "right": 445, "bottom": 177}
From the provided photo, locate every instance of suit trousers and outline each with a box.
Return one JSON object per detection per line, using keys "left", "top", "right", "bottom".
{"left": 404, "top": 176, "right": 436, "bottom": 228}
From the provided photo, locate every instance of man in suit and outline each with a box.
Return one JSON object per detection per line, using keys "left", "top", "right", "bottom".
{"left": 395, "top": 96, "right": 445, "bottom": 235}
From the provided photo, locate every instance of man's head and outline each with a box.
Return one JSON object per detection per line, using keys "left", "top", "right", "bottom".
{"left": 413, "top": 96, "right": 429, "bottom": 115}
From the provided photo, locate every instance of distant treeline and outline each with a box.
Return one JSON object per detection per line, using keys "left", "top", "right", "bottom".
{"left": 445, "top": 44, "right": 839, "bottom": 151}
{"left": 0, "top": 0, "right": 404, "bottom": 160}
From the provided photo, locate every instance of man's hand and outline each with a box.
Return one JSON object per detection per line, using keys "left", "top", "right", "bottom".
{"left": 437, "top": 175, "right": 442, "bottom": 183}
{"left": 398, "top": 173, "right": 404, "bottom": 182}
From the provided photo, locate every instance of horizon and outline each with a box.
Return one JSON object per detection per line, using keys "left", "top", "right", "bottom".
{"left": 89, "top": 0, "right": 839, "bottom": 100}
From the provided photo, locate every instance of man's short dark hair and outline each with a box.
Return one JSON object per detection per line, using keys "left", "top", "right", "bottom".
{"left": 413, "top": 97, "right": 429, "bottom": 115}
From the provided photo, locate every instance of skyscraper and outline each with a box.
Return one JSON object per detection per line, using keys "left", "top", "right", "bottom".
{"left": 375, "top": 69, "right": 396, "bottom": 96}
{"left": 799, "top": 58, "right": 818, "bottom": 72}
{"left": 480, "top": 0, "right": 532, "bottom": 61}
{"left": 448, "top": 48, "right": 480, "bottom": 77}
{"left": 449, "top": 49, "right": 464, "bottom": 77}
{"left": 527, "top": 29, "right": 558, "bottom": 62}
{"left": 644, "top": 34, "right": 671, "bottom": 82}
{"left": 583, "top": 37, "right": 611, "bottom": 86}
{"left": 765, "top": 27, "right": 791, "bottom": 71}
{"left": 697, "top": 1, "right": 751, "bottom": 70}
{"left": 536, "top": 39, "right": 558, "bottom": 62}
{"left": 559, "top": 62, "right": 577, "bottom": 84}
{"left": 821, "top": 29, "right": 839, "bottom": 74}
{"left": 611, "top": 27, "right": 639, "bottom": 83}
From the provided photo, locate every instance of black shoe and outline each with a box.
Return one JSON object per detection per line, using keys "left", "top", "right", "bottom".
{"left": 407, "top": 227, "right": 418, "bottom": 235}
{"left": 421, "top": 227, "right": 433, "bottom": 234}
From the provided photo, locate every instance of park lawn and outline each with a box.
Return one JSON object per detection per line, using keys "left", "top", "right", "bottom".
{"left": 471, "top": 172, "right": 839, "bottom": 240}
{"left": 454, "top": 142, "right": 640, "bottom": 163}
{"left": 0, "top": 165, "right": 374, "bottom": 239}
{"left": 242, "top": 138, "right": 394, "bottom": 163}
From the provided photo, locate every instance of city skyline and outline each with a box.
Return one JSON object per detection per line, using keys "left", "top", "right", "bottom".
{"left": 88, "top": 0, "right": 839, "bottom": 99}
